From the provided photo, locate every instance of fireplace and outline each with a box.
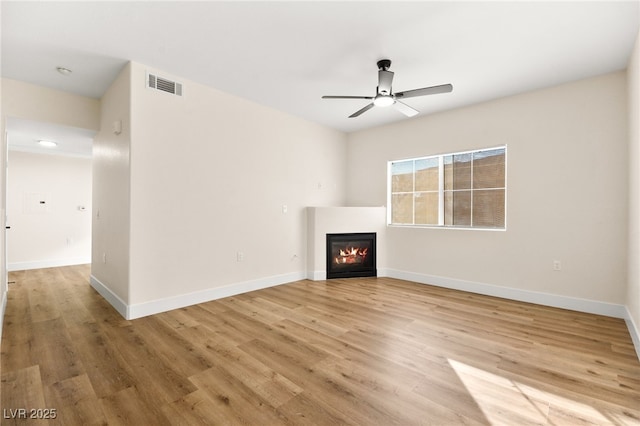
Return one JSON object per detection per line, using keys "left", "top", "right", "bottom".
{"left": 326, "top": 232, "right": 377, "bottom": 279}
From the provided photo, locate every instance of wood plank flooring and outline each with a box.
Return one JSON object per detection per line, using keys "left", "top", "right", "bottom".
{"left": 1, "top": 265, "right": 639, "bottom": 425}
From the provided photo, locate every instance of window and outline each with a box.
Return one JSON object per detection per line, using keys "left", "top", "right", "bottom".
{"left": 388, "top": 146, "right": 506, "bottom": 229}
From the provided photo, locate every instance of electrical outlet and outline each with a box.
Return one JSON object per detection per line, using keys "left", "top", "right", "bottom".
{"left": 102, "top": 253, "right": 107, "bottom": 264}
{"left": 553, "top": 260, "right": 562, "bottom": 271}
{"left": 237, "top": 252, "right": 245, "bottom": 262}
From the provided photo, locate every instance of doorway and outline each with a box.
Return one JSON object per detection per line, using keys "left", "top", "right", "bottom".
{"left": 5, "top": 117, "right": 94, "bottom": 272}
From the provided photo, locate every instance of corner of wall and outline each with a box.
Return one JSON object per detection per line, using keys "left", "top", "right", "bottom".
{"left": 91, "top": 62, "right": 132, "bottom": 307}
{"left": 625, "top": 306, "right": 640, "bottom": 361}
{"left": 627, "top": 28, "right": 640, "bottom": 361}
{"left": 90, "top": 274, "right": 129, "bottom": 319}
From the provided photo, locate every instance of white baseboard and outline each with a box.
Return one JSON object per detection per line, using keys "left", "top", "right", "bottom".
{"left": 0, "top": 289, "right": 7, "bottom": 343}
{"left": 129, "top": 272, "right": 307, "bottom": 320}
{"left": 385, "top": 269, "right": 628, "bottom": 319}
{"left": 91, "top": 271, "right": 307, "bottom": 320}
{"left": 308, "top": 270, "right": 326, "bottom": 280}
{"left": 89, "top": 275, "right": 129, "bottom": 319}
{"left": 624, "top": 307, "right": 640, "bottom": 361}
{"left": 311, "top": 267, "right": 625, "bottom": 318}
{"left": 9, "top": 257, "right": 91, "bottom": 272}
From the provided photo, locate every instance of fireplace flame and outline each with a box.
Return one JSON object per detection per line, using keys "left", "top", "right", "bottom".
{"left": 335, "top": 246, "right": 368, "bottom": 265}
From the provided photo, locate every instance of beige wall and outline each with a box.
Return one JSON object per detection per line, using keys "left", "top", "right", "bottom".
{"left": 119, "top": 62, "right": 346, "bottom": 307}
{"left": 347, "top": 72, "right": 628, "bottom": 305}
{"left": 91, "top": 64, "right": 132, "bottom": 304}
{"left": 627, "top": 30, "right": 640, "bottom": 345}
{"left": 1, "top": 79, "right": 99, "bottom": 131}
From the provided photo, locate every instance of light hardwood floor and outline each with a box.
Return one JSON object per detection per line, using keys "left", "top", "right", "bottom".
{"left": 1, "top": 265, "right": 639, "bottom": 425}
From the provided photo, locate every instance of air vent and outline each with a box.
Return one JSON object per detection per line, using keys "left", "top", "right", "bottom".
{"left": 146, "top": 72, "right": 183, "bottom": 97}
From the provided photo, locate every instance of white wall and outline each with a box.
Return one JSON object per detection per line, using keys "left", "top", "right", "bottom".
{"left": 91, "top": 62, "right": 347, "bottom": 318}
{"left": 627, "top": 29, "right": 640, "bottom": 355}
{"left": 7, "top": 151, "right": 92, "bottom": 270}
{"left": 347, "top": 72, "right": 628, "bottom": 313}
{"left": 91, "top": 63, "right": 131, "bottom": 306}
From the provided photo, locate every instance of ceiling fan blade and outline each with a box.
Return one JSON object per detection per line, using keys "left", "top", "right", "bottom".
{"left": 349, "top": 103, "right": 375, "bottom": 118}
{"left": 378, "top": 70, "right": 394, "bottom": 95}
{"left": 395, "top": 84, "right": 453, "bottom": 99}
{"left": 393, "top": 101, "right": 419, "bottom": 117}
{"left": 322, "top": 95, "right": 374, "bottom": 100}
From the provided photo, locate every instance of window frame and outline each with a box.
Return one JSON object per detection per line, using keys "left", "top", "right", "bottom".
{"left": 387, "top": 146, "right": 507, "bottom": 230}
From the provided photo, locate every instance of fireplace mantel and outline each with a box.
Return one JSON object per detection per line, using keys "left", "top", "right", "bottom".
{"left": 307, "top": 207, "right": 386, "bottom": 280}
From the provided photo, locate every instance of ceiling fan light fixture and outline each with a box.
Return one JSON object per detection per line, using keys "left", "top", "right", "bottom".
{"left": 373, "top": 95, "right": 395, "bottom": 107}
{"left": 322, "top": 59, "right": 453, "bottom": 118}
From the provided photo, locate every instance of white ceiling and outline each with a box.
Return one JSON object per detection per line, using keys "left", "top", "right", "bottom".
{"left": 2, "top": 1, "right": 639, "bottom": 154}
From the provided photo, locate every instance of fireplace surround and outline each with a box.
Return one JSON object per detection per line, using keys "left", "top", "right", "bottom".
{"left": 326, "top": 232, "right": 377, "bottom": 279}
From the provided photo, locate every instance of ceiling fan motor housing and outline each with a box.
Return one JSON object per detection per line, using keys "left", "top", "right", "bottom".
{"left": 377, "top": 59, "right": 392, "bottom": 71}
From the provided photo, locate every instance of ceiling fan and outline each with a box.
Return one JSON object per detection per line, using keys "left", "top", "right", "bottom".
{"left": 322, "top": 59, "right": 453, "bottom": 118}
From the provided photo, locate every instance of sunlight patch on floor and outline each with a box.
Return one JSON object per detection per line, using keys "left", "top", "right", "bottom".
{"left": 447, "top": 358, "right": 616, "bottom": 426}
